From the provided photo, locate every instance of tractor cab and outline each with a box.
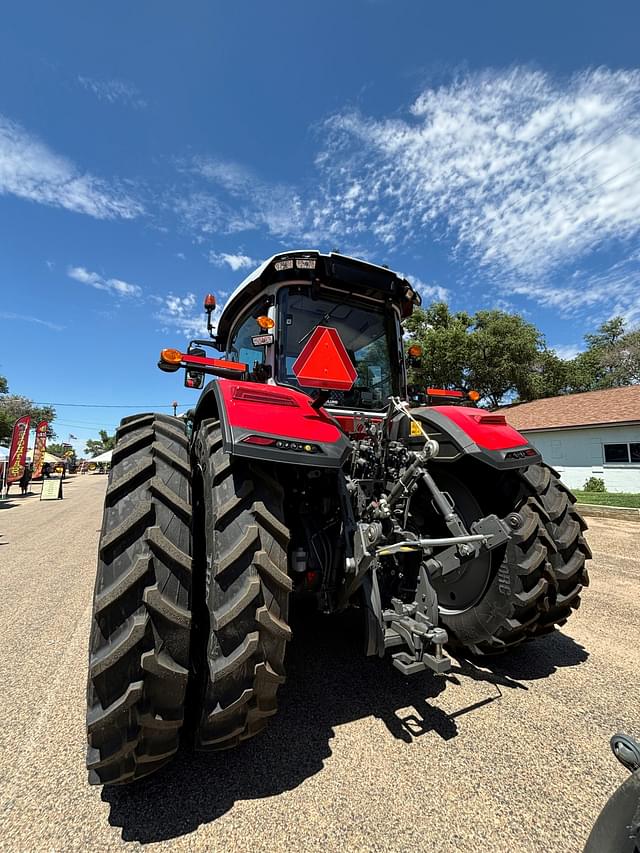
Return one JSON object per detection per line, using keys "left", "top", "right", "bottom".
{"left": 160, "top": 250, "right": 421, "bottom": 417}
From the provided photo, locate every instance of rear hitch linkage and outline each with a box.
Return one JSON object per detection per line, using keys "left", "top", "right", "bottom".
{"left": 352, "top": 405, "right": 527, "bottom": 675}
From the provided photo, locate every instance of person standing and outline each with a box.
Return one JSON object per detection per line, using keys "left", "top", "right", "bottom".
{"left": 19, "top": 463, "right": 32, "bottom": 496}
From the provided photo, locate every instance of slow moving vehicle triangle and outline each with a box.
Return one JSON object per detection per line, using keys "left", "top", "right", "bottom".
{"left": 292, "top": 325, "right": 358, "bottom": 390}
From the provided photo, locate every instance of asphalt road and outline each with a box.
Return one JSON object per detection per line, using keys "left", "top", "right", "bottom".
{"left": 0, "top": 475, "right": 637, "bottom": 852}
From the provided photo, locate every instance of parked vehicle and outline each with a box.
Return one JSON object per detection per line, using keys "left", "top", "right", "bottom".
{"left": 86, "top": 251, "right": 591, "bottom": 784}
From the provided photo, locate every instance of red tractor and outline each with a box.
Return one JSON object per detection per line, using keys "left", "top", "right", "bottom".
{"left": 86, "top": 251, "right": 591, "bottom": 785}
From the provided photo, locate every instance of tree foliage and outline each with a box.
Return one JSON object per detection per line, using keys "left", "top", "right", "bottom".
{"left": 0, "top": 377, "right": 56, "bottom": 445}
{"left": 567, "top": 318, "right": 640, "bottom": 391}
{"left": 405, "top": 306, "right": 639, "bottom": 407}
{"left": 405, "top": 303, "right": 564, "bottom": 407}
{"left": 85, "top": 429, "right": 116, "bottom": 458}
{"left": 46, "top": 443, "right": 67, "bottom": 457}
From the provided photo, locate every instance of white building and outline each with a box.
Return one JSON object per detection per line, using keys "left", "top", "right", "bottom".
{"left": 502, "top": 386, "right": 640, "bottom": 493}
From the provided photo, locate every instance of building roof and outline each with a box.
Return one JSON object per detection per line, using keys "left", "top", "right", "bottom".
{"left": 500, "top": 386, "right": 640, "bottom": 432}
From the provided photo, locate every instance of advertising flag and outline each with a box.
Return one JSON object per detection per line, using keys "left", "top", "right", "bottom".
{"left": 32, "top": 420, "right": 48, "bottom": 479}
{"left": 7, "top": 416, "right": 31, "bottom": 484}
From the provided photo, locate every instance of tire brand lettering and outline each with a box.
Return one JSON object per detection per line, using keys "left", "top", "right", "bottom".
{"left": 497, "top": 566, "right": 511, "bottom": 595}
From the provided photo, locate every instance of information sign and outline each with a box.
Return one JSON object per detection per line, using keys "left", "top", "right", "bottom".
{"left": 40, "top": 478, "right": 63, "bottom": 501}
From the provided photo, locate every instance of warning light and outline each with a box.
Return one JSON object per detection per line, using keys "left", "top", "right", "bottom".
{"left": 408, "top": 344, "right": 423, "bottom": 358}
{"left": 204, "top": 293, "right": 216, "bottom": 309}
{"left": 257, "top": 315, "right": 275, "bottom": 330}
{"left": 160, "top": 348, "right": 183, "bottom": 365}
{"left": 292, "top": 326, "right": 358, "bottom": 391}
{"left": 468, "top": 390, "right": 481, "bottom": 402}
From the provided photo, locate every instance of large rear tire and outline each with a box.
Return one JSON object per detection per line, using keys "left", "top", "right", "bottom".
{"left": 191, "top": 419, "right": 292, "bottom": 749}
{"left": 415, "top": 462, "right": 591, "bottom": 654}
{"left": 86, "top": 413, "right": 192, "bottom": 785}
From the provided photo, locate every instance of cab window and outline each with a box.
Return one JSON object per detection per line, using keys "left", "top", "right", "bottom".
{"left": 226, "top": 299, "right": 270, "bottom": 374}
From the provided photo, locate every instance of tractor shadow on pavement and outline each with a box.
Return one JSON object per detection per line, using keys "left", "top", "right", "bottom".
{"left": 103, "top": 611, "right": 588, "bottom": 844}
{"left": 456, "top": 629, "right": 589, "bottom": 684}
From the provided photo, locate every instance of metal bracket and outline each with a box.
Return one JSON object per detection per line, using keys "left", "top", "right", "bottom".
{"left": 382, "top": 565, "right": 451, "bottom": 675}
{"left": 426, "top": 513, "right": 512, "bottom": 581}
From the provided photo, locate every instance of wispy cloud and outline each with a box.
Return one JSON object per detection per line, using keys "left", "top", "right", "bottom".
{"left": 510, "top": 251, "right": 640, "bottom": 327}
{"left": 68, "top": 266, "right": 142, "bottom": 297}
{"left": 155, "top": 292, "right": 222, "bottom": 338}
{"left": 0, "top": 311, "right": 64, "bottom": 331}
{"left": 175, "top": 157, "right": 305, "bottom": 238}
{"left": 78, "top": 75, "right": 147, "bottom": 109}
{"left": 311, "top": 68, "right": 640, "bottom": 278}
{"left": 409, "top": 276, "right": 449, "bottom": 303}
{"left": 0, "top": 114, "right": 143, "bottom": 219}
{"left": 209, "top": 251, "right": 256, "bottom": 271}
{"left": 551, "top": 343, "right": 582, "bottom": 360}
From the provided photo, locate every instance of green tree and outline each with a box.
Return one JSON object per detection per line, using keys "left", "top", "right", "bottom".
{"left": 404, "top": 304, "right": 473, "bottom": 390}
{"left": 526, "top": 349, "right": 569, "bottom": 399}
{"left": 0, "top": 378, "right": 56, "bottom": 445}
{"left": 405, "top": 303, "right": 560, "bottom": 407}
{"left": 566, "top": 317, "right": 640, "bottom": 391}
{"left": 46, "top": 443, "right": 66, "bottom": 457}
{"left": 85, "top": 429, "right": 116, "bottom": 458}
{"left": 468, "top": 310, "right": 544, "bottom": 407}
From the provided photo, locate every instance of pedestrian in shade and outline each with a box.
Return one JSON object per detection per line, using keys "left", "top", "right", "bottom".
{"left": 19, "top": 463, "right": 33, "bottom": 496}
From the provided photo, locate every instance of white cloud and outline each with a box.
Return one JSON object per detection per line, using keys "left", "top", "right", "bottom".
{"left": 551, "top": 343, "right": 582, "bottom": 360}
{"left": 409, "top": 276, "right": 449, "bottom": 303}
{"left": 312, "top": 68, "right": 640, "bottom": 277}
{"left": 155, "top": 292, "right": 223, "bottom": 338}
{"left": 209, "top": 251, "right": 256, "bottom": 271}
{"left": 0, "top": 311, "right": 64, "bottom": 331}
{"left": 510, "top": 251, "right": 640, "bottom": 327}
{"left": 68, "top": 266, "right": 142, "bottom": 297}
{"left": 0, "top": 114, "right": 143, "bottom": 219}
{"left": 78, "top": 76, "right": 147, "bottom": 109}
{"left": 178, "top": 157, "right": 305, "bottom": 238}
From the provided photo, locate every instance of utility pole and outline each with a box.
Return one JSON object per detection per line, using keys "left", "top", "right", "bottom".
{"left": 172, "top": 401, "right": 178, "bottom": 417}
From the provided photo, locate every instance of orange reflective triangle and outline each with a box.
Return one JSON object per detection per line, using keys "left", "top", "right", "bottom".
{"left": 292, "top": 326, "right": 358, "bottom": 390}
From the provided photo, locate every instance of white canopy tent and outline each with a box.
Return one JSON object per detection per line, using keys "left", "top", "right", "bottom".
{"left": 90, "top": 449, "right": 113, "bottom": 464}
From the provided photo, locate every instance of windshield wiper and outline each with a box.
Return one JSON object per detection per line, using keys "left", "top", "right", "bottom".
{"left": 297, "top": 303, "right": 343, "bottom": 345}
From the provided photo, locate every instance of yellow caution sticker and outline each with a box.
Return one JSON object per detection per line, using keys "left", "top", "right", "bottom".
{"left": 410, "top": 420, "right": 423, "bottom": 437}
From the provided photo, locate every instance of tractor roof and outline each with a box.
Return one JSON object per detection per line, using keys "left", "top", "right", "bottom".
{"left": 215, "top": 250, "right": 421, "bottom": 343}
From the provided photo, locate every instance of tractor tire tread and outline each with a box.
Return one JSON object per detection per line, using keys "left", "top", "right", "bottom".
{"left": 191, "top": 418, "right": 291, "bottom": 750}
{"left": 86, "top": 414, "right": 191, "bottom": 785}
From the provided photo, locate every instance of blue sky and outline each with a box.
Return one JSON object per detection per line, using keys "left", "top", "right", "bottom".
{"left": 1, "top": 1, "right": 639, "bottom": 453}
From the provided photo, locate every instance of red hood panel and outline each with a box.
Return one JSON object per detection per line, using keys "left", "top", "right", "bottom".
{"left": 217, "top": 379, "right": 343, "bottom": 443}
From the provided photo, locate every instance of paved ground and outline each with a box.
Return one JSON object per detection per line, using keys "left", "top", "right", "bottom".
{"left": 0, "top": 474, "right": 637, "bottom": 853}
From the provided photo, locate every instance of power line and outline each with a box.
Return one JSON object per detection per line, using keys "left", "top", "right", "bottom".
{"left": 34, "top": 402, "right": 187, "bottom": 409}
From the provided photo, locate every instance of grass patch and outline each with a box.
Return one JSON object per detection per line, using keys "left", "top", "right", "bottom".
{"left": 573, "top": 491, "right": 640, "bottom": 508}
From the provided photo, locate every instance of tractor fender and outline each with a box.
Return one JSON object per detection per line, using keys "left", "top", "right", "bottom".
{"left": 391, "top": 405, "right": 542, "bottom": 470}
{"left": 192, "top": 378, "right": 351, "bottom": 468}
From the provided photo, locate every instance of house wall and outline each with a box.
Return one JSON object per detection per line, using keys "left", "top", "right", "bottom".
{"left": 522, "top": 424, "right": 640, "bottom": 492}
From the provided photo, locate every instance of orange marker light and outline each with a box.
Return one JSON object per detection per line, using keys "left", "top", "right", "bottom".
{"left": 160, "top": 348, "right": 183, "bottom": 365}
{"left": 204, "top": 293, "right": 216, "bottom": 309}
{"left": 468, "top": 390, "right": 481, "bottom": 402}
{"left": 257, "top": 315, "right": 275, "bottom": 330}
{"left": 408, "top": 344, "right": 423, "bottom": 358}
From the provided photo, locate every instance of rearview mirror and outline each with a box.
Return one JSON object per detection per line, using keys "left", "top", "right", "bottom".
{"left": 185, "top": 346, "right": 206, "bottom": 389}
{"left": 185, "top": 370, "right": 204, "bottom": 390}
